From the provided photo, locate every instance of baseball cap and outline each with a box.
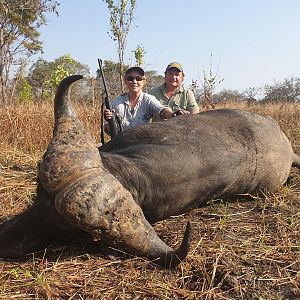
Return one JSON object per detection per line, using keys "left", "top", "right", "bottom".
{"left": 125, "top": 66, "right": 145, "bottom": 76}
{"left": 165, "top": 62, "right": 183, "bottom": 72}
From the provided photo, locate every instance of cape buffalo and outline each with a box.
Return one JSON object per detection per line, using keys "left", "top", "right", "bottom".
{"left": 0, "top": 75, "right": 299, "bottom": 268}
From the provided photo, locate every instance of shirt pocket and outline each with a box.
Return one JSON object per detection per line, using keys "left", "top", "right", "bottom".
{"left": 171, "top": 99, "right": 181, "bottom": 110}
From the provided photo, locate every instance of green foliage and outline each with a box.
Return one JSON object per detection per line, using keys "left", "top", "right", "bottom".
{"left": 18, "top": 80, "right": 33, "bottom": 104}
{"left": 0, "top": 0, "right": 59, "bottom": 53}
{"left": 0, "top": 0, "right": 59, "bottom": 104}
{"left": 3, "top": 267, "right": 33, "bottom": 280}
{"left": 27, "top": 54, "right": 90, "bottom": 100}
{"left": 45, "top": 54, "right": 75, "bottom": 90}
{"left": 105, "top": 0, "right": 136, "bottom": 42}
{"left": 27, "top": 58, "right": 53, "bottom": 100}
{"left": 133, "top": 44, "right": 146, "bottom": 67}
{"left": 103, "top": 0, "right": 137, "bottom": 92}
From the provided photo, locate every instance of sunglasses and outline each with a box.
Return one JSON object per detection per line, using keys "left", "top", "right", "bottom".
{"left": 125, "top": 75, "right": 144, "bottom": 82}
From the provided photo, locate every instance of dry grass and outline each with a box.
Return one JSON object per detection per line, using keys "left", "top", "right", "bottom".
{"left": 0, "top": 101, "right": 299, "bottom": 299}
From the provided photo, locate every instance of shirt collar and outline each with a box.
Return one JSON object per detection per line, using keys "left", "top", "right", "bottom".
{"left": 124, "top": 92, "right": 144, "bottom": 105}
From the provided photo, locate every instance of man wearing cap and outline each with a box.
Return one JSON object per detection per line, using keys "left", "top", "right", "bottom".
{"left": 149, "top": 62, "right": 199, "bottom": 116}
{"left": 104, "top": 66, "right": 175, "bottom": 134}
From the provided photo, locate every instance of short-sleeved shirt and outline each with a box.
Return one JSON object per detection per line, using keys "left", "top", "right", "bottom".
{"left": 149, "top": 84, "right": 198, "bottom": 112}
{"left": 112, "top": 92, "right": 166, "bottom": 131}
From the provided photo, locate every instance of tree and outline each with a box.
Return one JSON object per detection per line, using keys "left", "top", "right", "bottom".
{"left": 9, "top": 57, "right": 28, "bottom": 102}
{"left": 103, "top": 0, "right": 136, "bottom": 93}
{"left": 262, "top": 76, "right": 300, "bottom": 103}
{"left": 190, "top": 53, "right": 224, "bottom": 109}
{"left": 18, "top": 79, "right": 33, "bottom": 104}
{"left": 213, "top": 89, "right": 243, "bottom": 103}
{"left": 190, "top": 79, "right": 203, "bottom": 104}
{"left": 200, "top": 53, "right": 224, "bottom": 109}
{"left": 0, "top": 0, "right": 59, "bottom": 104}
{"left": 242, "top": 87, "right": 261, "bottom": 103}
{"left": 97, "top": 59, "right": 128, "bottom": 100}
{"left": 143, "top": 70, "right": 164, "bottom": 93}
{"left": 133, "top": 44, "right": 145, "bottom": 67}
{"left": 27, "top": 57, "right": 52, "bottom": 101}
{"left": 26, "top": 54, "right": 90, "bottom": 101}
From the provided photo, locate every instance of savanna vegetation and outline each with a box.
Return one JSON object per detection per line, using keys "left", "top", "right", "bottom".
{"left": 1, "top": 1, "right": 300, "bottom": 299}
{"left": 0, "top": 100, "right": 299, "bottom": 300}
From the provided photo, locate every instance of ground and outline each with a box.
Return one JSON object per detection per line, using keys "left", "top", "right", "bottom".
{"left": 0, "top": 102, "right": 299, "bottom": 299}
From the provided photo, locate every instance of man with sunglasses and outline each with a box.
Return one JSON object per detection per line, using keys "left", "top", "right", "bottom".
{"left": 104, "top": 66, "right": 175, "bottom": 134}
{"left": 149, "top": 62, "right": 199, "bottom": 116}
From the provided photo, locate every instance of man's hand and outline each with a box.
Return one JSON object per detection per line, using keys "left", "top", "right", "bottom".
{"left": 104, "top": 108, "right": 114, "bottom": 121}
{"left": 172, "top": 109, "right": 190, "bottom": 117}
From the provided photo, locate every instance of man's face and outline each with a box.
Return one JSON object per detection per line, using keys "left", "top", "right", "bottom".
{"left": 165, "top": 68, "right": 184, "bottom": 89}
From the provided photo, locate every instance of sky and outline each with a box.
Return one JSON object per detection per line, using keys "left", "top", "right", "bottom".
{"left": 35, "top": 0, "right": 300, "bottom": 93}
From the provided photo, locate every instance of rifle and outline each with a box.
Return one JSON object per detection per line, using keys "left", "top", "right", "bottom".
{"left": 97, "top": 59, "right": 118, "bottom": 139}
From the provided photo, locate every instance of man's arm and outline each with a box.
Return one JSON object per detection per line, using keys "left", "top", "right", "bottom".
{"left": 147, "top": 93, "right": 187, "bottom": 120}
{"left": 159, "top": 107, "right": 174, "bottom": 119}
{"left": 190, "top": 107, "right": 199, "bottom": 114}
{"left": 187, "top": 90, "right": 200, "bottom": 114}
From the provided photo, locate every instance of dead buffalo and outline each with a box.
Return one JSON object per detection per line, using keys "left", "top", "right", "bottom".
{"left": 0, "top": 75, "right": 299, "bottom": 268}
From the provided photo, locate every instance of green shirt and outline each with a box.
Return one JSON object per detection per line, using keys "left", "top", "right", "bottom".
{"left": 149, "top": 84, "right": 199, "bottom": 112}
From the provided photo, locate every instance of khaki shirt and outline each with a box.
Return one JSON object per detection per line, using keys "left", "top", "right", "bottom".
{"left": 149, "top": 84, "right": 199, "bottom": 112}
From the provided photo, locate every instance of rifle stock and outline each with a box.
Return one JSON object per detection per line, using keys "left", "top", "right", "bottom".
{"left": 98, "top": 59, "right": 118, "bottom": 138}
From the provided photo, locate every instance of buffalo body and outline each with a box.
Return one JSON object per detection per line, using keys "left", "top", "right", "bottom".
{"left": 0, "top": 75, "right": 299, "bottom": 268}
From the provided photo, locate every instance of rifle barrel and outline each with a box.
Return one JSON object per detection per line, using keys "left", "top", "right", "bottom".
{"left": 98, "top": 59, "right": 118, "bottom": 138}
